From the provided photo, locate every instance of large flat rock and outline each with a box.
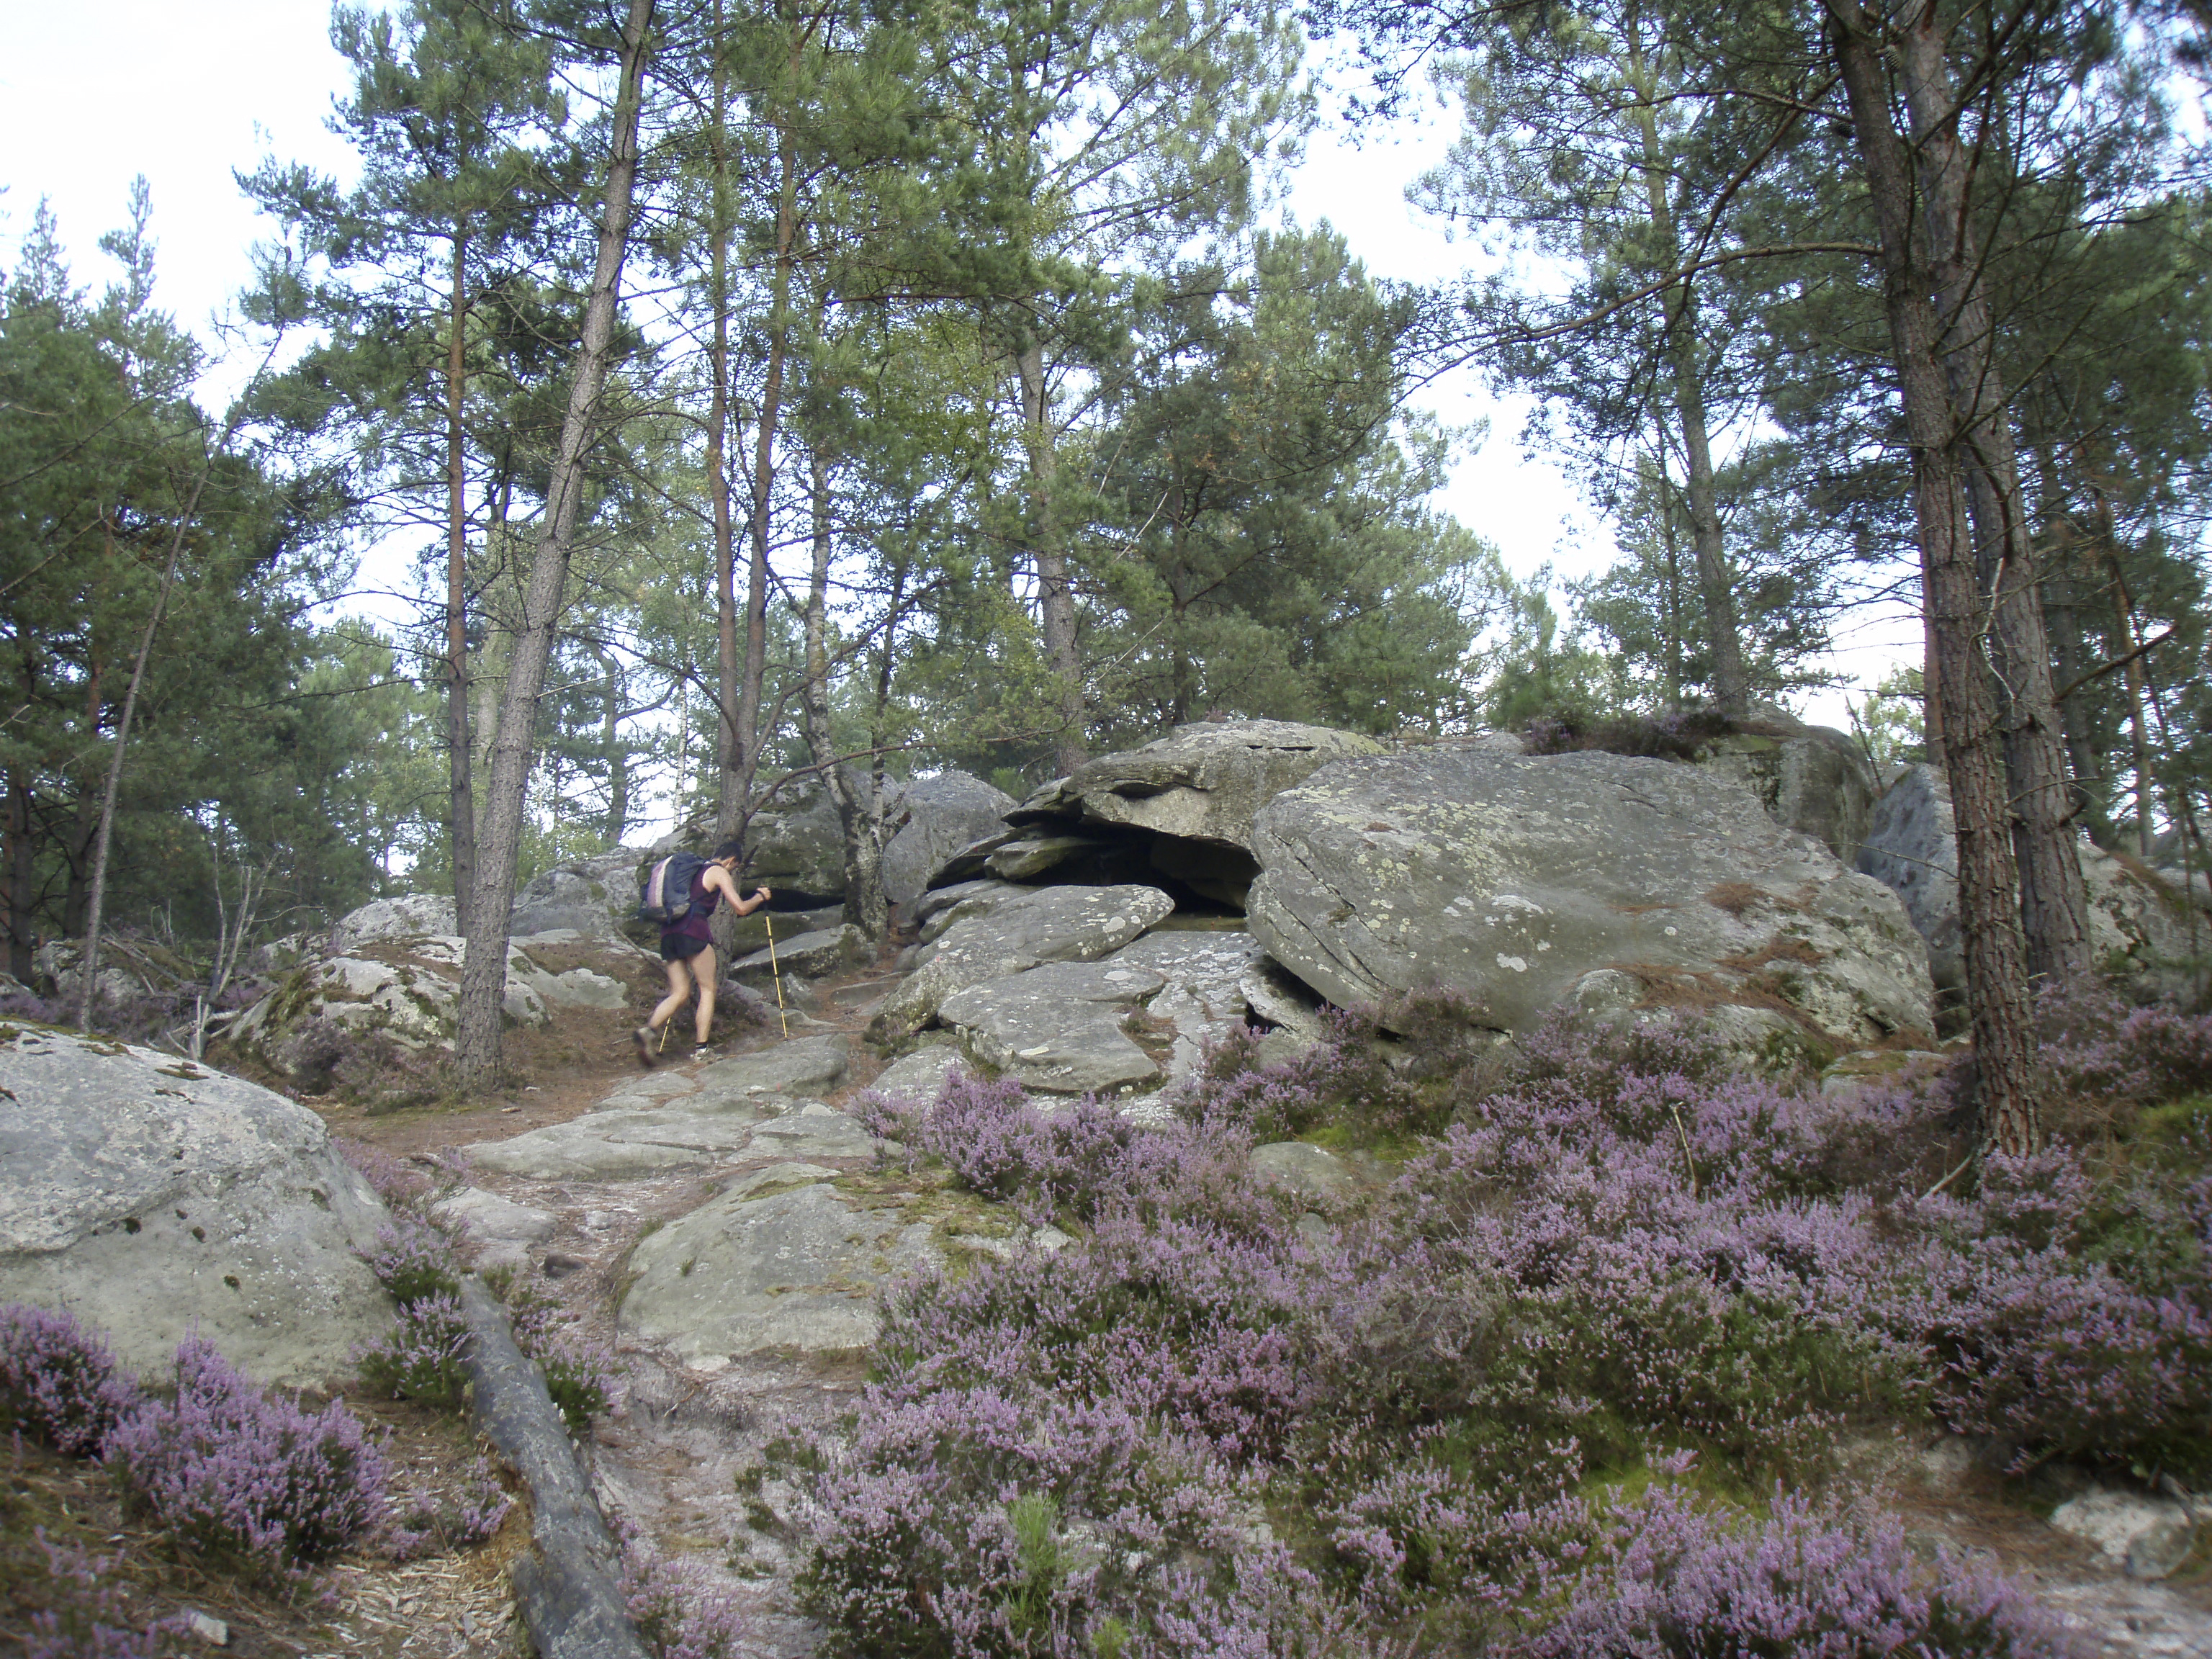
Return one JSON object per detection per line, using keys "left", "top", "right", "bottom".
{"left": 1249, "top": 746, "right": 1933, "bottom": 1049}
{"left": 868, "top": 884, "right": 1176, "bottom": 1040}
{"left": 691, "top": 1035, "right": 850, "bottom": 1103}
{"left": 0, "top": 1027, "right": 394, "bottom": 1385}
{"left": 938, "top": 961, "right": 1166, "bottom": 1093}
{"left": 1015, "top": 720, "right": 1384, "bottom": 851}
{"left": 729, "top": 926, "right": 865, "bottom": 985}
{"left": 867, "top": 1043, "right": 968, "bottom": 1105}
{"left": 619, "top": 1181, "right": 940, "bottom": 1362}
{"left": 1105, "top": 929, "right": 1264, "bottom": 1076}
{"left": 466, "top": 1105, "right": 770, "bottom": 1181}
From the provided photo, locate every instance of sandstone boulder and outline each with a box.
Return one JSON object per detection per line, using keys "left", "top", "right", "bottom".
{"left": 1858, "top": 764, "right": 2212, "bottom": 997}
{"left": 431, "top": 1187, "right": 558, "bottom": 1272}
{"left": 730, "top": 925, "right": 866, "bottom": 986}
{"left": 508, "top": 848, "right": 647, "bottom": 940}
{"left": 744, "top": 783, "right": 848, "bottom": 897}
{"left": 619, "top": 1180, "right": 941, "bottom": 1362}
{"left": 228, "top": 935, "right": 554, "bottom": 1079}
{"left": 938, "top": 960, "right": 1166, "bottom": 1093}
{"left": 466, "top": 1100, "right": 771, "bottom": 1182}
{"left": 868, "top": 884, "right": 1176, "bottom": 1040}
{"left": 1249, "top": 747, "right": 1933, "bottom": 1053}
{"left": 0, "top": 1026, "right": 394, "bottom": 1385}
{"left": 868, "top": 1042, "right": 968, "bottom": 1105}
{"left": 1000, "top": 720, "right": 1386, "bottom": 908}
{"left": 880, "top": 772, "right": 1018, "bottom": 907}
{"left": 1103, "top": 928, "right": 1264, "bottom": 1077}
{"left": 693, "top": 1034, "right": 850, "bottom": 1102}
{"left": 1696, "top": 713, "right": 1877, "bottom": 863}
{"left": 328, "top": 894, "right": 459, "bottom": 953}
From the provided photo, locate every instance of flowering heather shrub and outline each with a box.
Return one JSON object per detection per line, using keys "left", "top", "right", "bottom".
{"left": 0, "top": 1305, "right": 142, "bottom": 1457}
{"left": 336, "top": 1138, "right": 433, "bottom": 1213}
{"left": 386, "top": 1454, "right": 512, "bottom": 1560}
{"left": 354, "top": 1293, "right": 469, "bottom": 1408}
{"left": 880, "top": 1070, "right": 1278, "bottom": 1233}
{"left": 26, "top": 1531, "right": 186, "bottom": 1659}
{"left": 357, "top": 1218, "right": 462, "bottom": 1308}
{"left": 623, "top": 1547, "right": 750, "bottom": 1659}
{"left": 104, "top": 1338, "right": 387, "bottom": 1581}
{"left": 502, "top": 1285, "right": 622, "bottom": 1431}
{"left": 2035, "top": 977, "right": 2212, "bottom": 1125}
{"left": 801, "top": 1005, "right": 2212, "bottom": 1648}
{"left": 1516, "top": 1483, "right": 2073, "bottom": 1658}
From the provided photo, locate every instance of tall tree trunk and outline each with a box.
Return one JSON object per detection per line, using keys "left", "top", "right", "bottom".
{"left": 1830, "top": 0, "right": 2042, "bottom": 1156}
{"left": 1626, "top": 6, "right": 1749, "bottom": 718}
{"left": 596, "top": 648, "right": 629, "bottom": 843}
{"left": 1017, "top": 336, "right": 1086, "bottom": 774}
{"left": 446, "top": 230, "right": 478, "bottom": 929}
{"left": 736, "top": 29, "right": 801, "bottom": 811}
{"left": 2093, "top": 491, "right": 2158, "bottom": 859}
{"left": 4, "top": 771, "right": 34, "bottom": 984}
{"left": 62, "top": 633, "right": 103, "bottom": 940}
{"left": 801, "top": 449, "right": 885, "bottom": 940}
{"left": 1894, "top": 1, "right": 2090, "bottom": 987}
{"left": 455, "top": 0, "right": 654, "bottom": 1089}
{"left": 709, "top": 7, "right": 743, "bottom": 842}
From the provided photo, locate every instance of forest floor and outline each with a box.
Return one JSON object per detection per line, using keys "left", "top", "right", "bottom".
{"left": 12, "top": 944, "right": 2210, "bottom": 1658}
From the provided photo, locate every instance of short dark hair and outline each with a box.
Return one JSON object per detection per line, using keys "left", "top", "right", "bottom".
{"left": 711, "top": 837, "right": 746, "bottom": 863}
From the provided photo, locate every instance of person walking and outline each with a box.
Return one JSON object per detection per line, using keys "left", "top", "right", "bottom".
{"left": 634, "top": 838, "right": 770, "bottom": 1066}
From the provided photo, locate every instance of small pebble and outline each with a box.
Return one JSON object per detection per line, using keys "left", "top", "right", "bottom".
{"left": 183, "top": 1609, "right": 228, "bottom": 1645}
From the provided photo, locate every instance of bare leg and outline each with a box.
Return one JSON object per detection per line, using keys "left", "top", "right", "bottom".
{"left": 649, "top": 956, "right": 695, "bottom": 1035}
{"left": 691, "top": 945, "right": 719, "bottom": 1044}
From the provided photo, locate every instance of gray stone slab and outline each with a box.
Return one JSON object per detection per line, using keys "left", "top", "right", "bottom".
{"left": 692, "top": 1034, "right": 850, "bottom": 1104}
{"left": 747, "top": 1102, "right": 882, "bottom": 1160}
{"left": 619, "top": 1182, "right": 942, "bottom": 1361}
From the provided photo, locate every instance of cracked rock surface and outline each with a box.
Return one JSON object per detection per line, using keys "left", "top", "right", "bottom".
{"left": 1249, "top": 745, "right": 1933, "bottom": 1047}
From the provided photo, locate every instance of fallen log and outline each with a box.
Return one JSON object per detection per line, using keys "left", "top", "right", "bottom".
{"left": 460, "top": 1275, "right": 649, "bottom": 1659}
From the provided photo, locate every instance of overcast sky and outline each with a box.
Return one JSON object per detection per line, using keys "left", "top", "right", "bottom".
{"left": 0, "top": 1, "right": 1913, "bottom": 729}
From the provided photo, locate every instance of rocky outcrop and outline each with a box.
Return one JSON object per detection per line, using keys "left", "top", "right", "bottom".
{"left": 1696, "top": 712, "right": 1877, "bottom": 863}
{"left": 229, "top": 935, "right": 562, "bottom": 1079}
{"left": 619, "top": 1179, "right": 940, "bottom": 1363}
{"left": 968, "top": 721, "right": 1385, "bottom": 909}
{"left": 868, "top": 884, "right": 1176, "bottom": 1040}
{"left": 881, "top": 773, "right": 1018, "bottom": 908}
{"left": 743, "top": 783, "right": 848, "bottom": 897}
{"left": 328, "top": 894, "right": 461, "bottom": 953}
{"left": 0, "top": 1025, "right": 394, "bottom": 1384}
{"left": 1248, "top": 745, "right": 1933, "bottom": 1053}
{"left": 730, "top": 925, "right": 867, "bottom": 986}
{"left": 509, "top": 848, "right": 647, "bottom": 940}
{"left": 1858, "top": 764, "right": 2212, "bottom": 997}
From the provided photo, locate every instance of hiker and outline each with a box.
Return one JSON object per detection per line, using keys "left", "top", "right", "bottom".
{"left": 634, "top": 838, "right": 770, "bottom": 1066}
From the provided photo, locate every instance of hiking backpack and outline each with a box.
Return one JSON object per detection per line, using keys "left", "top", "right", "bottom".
{"left": 637, "top": 851, "right": 711, "bottom": 925}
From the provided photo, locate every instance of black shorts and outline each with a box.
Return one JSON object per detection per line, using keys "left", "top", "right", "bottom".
{"left": 660, "top": 931, "right": 712, "bottom": 963}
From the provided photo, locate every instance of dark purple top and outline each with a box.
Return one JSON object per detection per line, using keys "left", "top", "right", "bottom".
{"left": 665, "top": 865, "right": 721, "bottom": 946}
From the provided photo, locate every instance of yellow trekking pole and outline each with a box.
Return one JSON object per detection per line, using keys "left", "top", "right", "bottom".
{"left": 765, "top": 913, "right": 791, "bottom": 1037}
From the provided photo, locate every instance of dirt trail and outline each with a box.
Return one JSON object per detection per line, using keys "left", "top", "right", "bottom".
{"left": 318, "top": 954, "right": 907, "bottom": 1656}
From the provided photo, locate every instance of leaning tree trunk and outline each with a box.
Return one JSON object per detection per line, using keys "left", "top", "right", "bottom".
{"left": 1894, "top": 1, "right": 2091, "bottom": 989}
{"left": 454, "top": 0, "right": 654, "bottom": 1090}
{"left": 1830, "top": 0, "right": 2042, "bottom": 1157}
{"left": 707, "top": 12, "right": 743, "bottom": 843}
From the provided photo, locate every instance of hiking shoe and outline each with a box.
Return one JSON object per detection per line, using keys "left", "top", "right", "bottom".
{"left": 632, "top": 1026, "right": 657, "bottom": 1069}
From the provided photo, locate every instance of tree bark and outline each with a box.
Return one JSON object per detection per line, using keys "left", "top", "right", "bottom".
{"left": 736, "top": 27, "right": 802, "bottom": 814}
{"left": 1017, "top": 335, "right": 1087, "bottom": 774}
{"left": 1829, "top": 0, "right": 2042, "bottom": 1156}
{"left": 708, "top": 8, "right": 743, "bottom": 842}
{"left": 1894, "top": 1, "right": 2090, "bottom": 987}
{"left": 5, "top": 771, "right": 34, "bottom": 984}
{"left": 446, "top": 230, "right": 478, "bottom": 930}
{"left": 455, "top": 0, "right": 654, "bottom": 1089}
{"left": 802, "top": 449, "right": 886, "bottom": 940}
{"left": 1625, "top": 4, "right": 1749, "bottom": 718}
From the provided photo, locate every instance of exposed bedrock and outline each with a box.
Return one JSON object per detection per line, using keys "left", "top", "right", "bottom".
{"left": 1247, "top": 745, "right": 1934, "bottom": 1053}
{"left": 0, "top": 1025, "right": 394, "bottom": 1385}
